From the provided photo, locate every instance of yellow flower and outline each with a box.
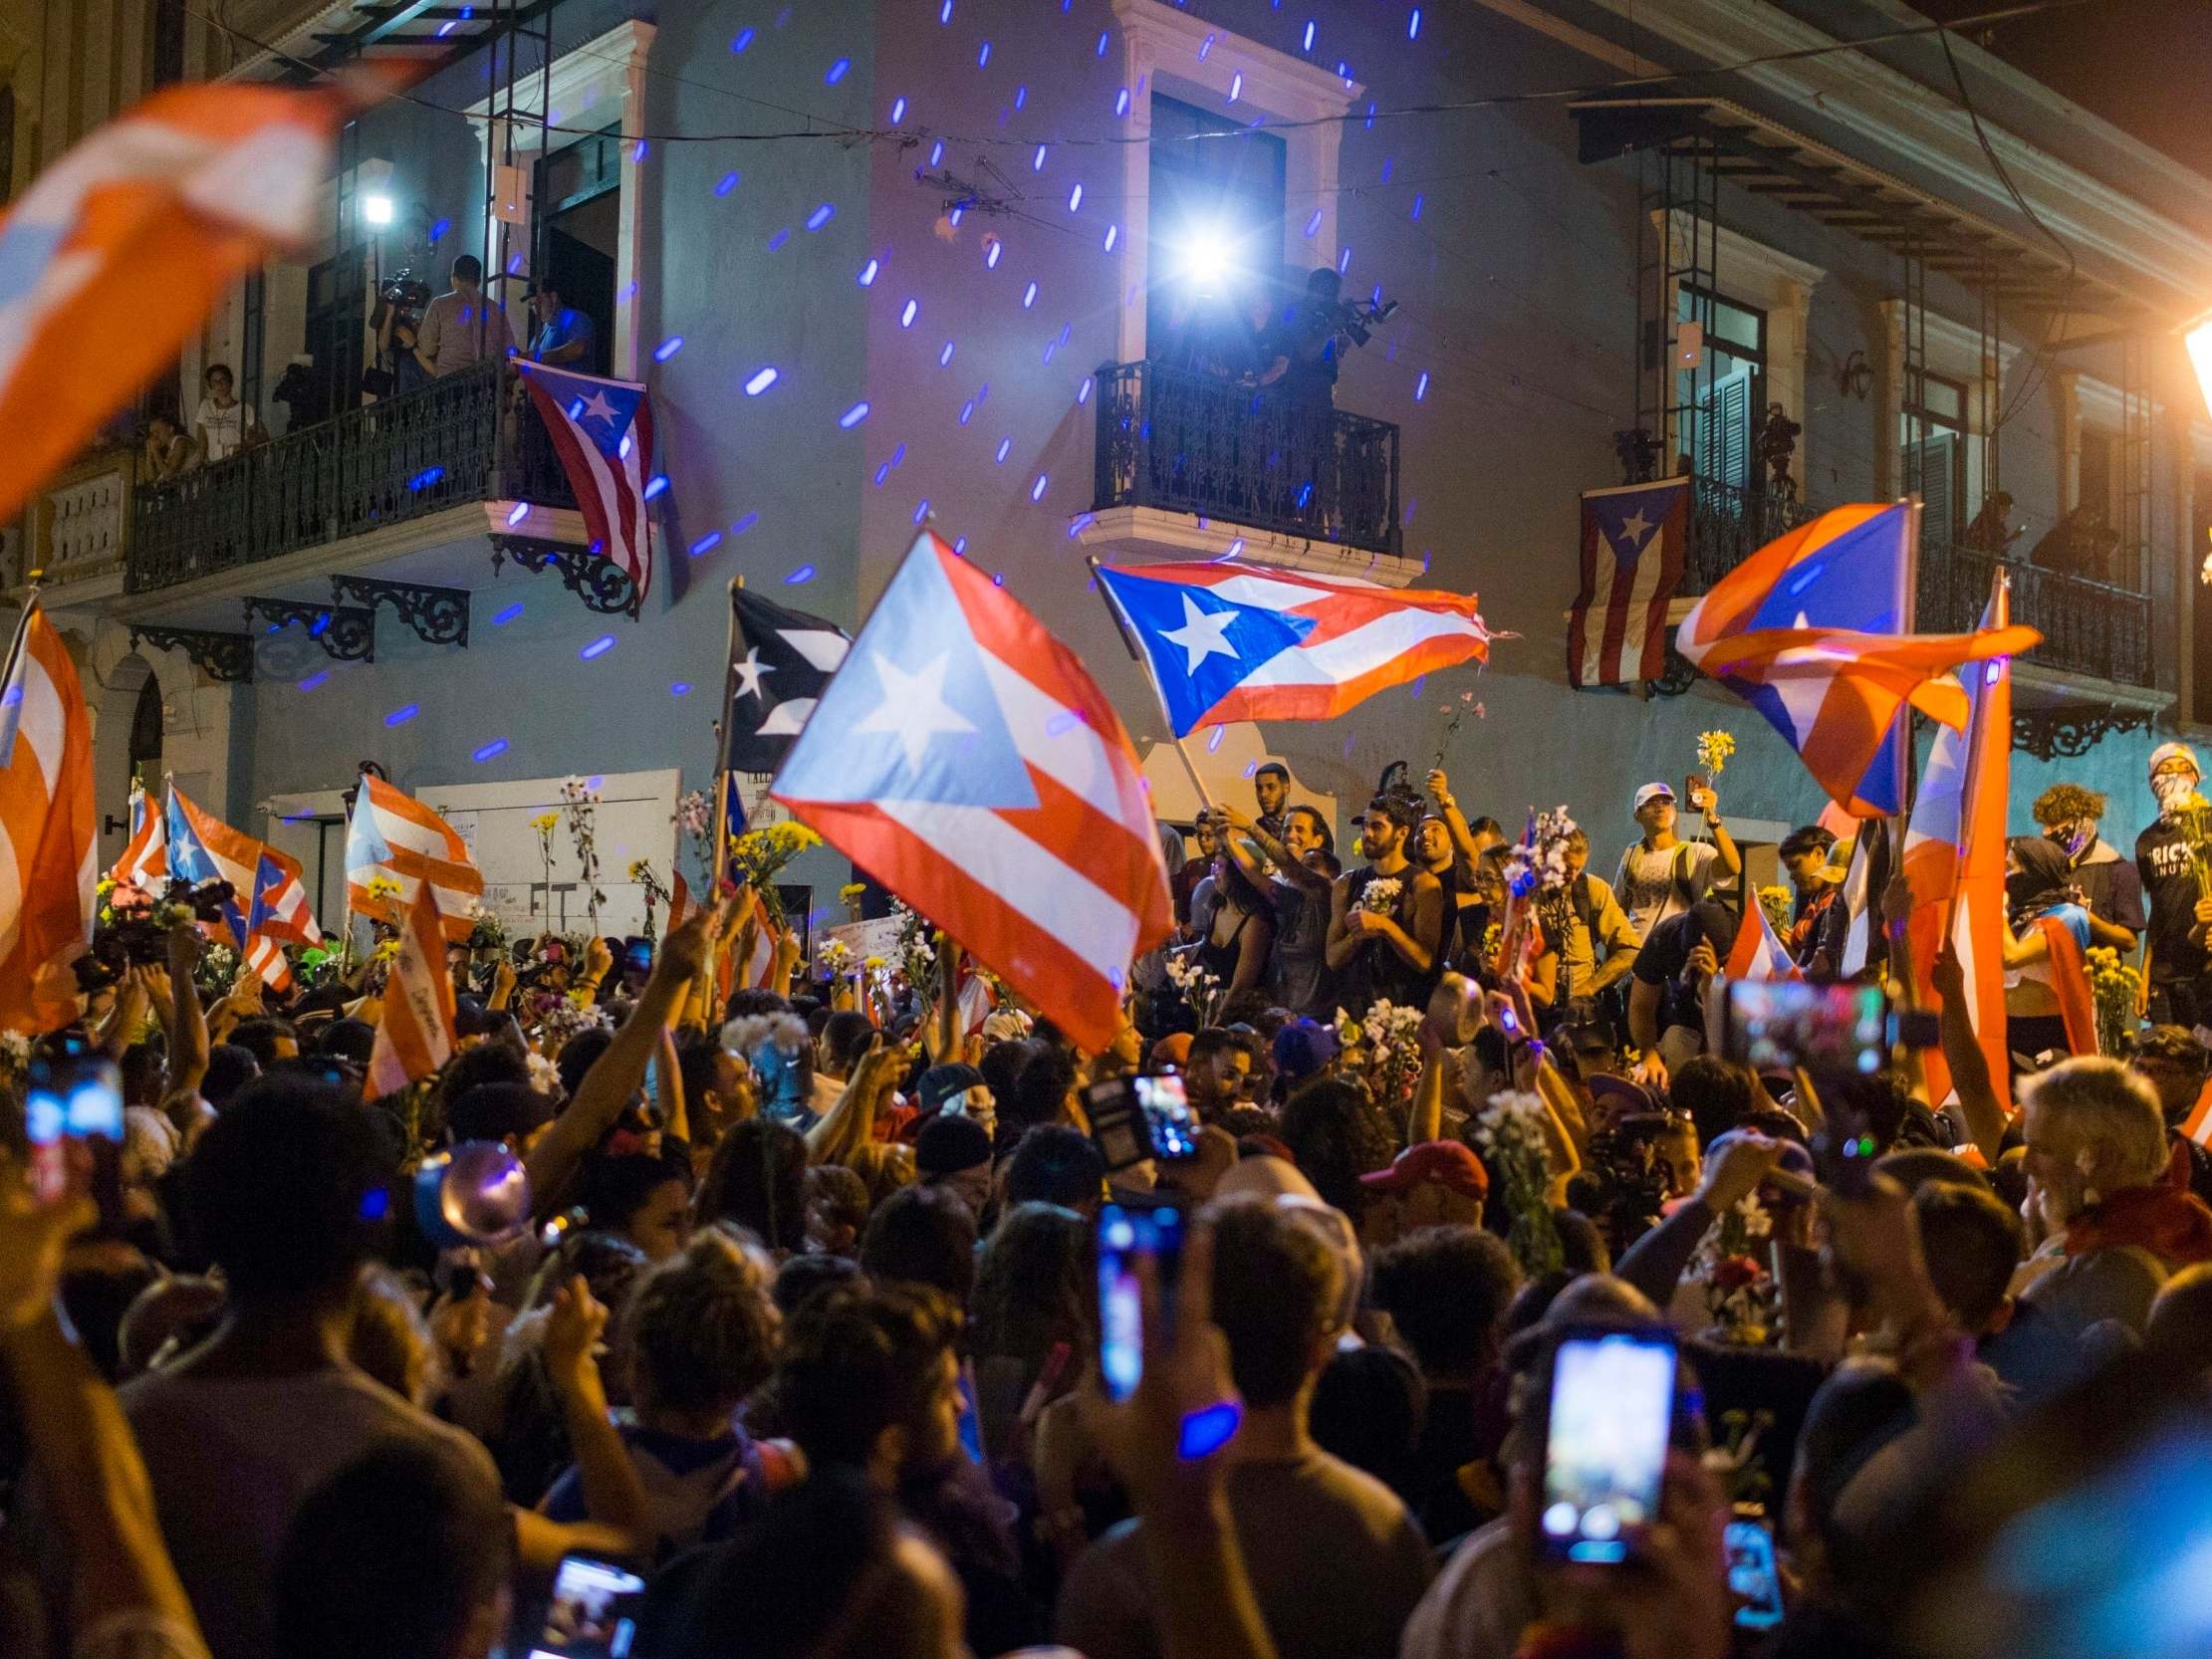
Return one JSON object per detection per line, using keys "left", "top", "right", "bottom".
{"left": 1695, "top": 730, "right": 1738, "bottom": 776}
{"left": 863, "top": 956, "right": 886, "bottom": 971}
{"left": 530, "top": 812, "right": 560, "bottom": 833}
{"left": 366, "top": 874, "right": 403, "bottom": 902}
{"left": 839, "top": 882, "right": 866, "bottom": 901}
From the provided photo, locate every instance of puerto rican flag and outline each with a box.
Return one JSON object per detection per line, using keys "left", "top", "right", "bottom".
{"left": 345, "top": 775, "right": 484, "bottom": 943}
{"left": 113, "top": 782, "right": 167, "bottom": 888}
{"left": 0, "top": 603, "right": 97, "bottom": 1032}
{"left": 1725, "top": 898, "right": 1801, "bottom": 983}
{"left": 513, "top": 361, "right": 656, "bottom": 601}
{"left": 1676, "top": 502, "right": 2039, "bottom": 818}
{"left": 367, "top": 880, "right": 457, "bottom": 1100}
{"left": 773, "top": 532, "right": 1171, "bottom": 1053}
{"left": 1092, "top": 561, "right": 1492, "bottom": 736}
{"left": 1570, "top": 480, "right": 1688, "bottom": 688}
{"left": 166, "top": 782, "right": 261, "bottom": 947}
{"left": 245, "top": 844, "right": 320, "bottom": 992}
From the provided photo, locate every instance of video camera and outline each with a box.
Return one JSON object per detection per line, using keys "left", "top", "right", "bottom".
{"left": 1327, "top": 295, "right": 1399, "bottom": 349}
{"left": 377, "top": 270, "right": 433, "bottom": 314}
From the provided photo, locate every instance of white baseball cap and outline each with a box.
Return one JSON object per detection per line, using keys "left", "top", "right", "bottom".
{"left": 2149, "top": 742, "right": 2200, "bottom": 781}
{"left": 1632, "top": 782, "right": 1676, "bottom": 811}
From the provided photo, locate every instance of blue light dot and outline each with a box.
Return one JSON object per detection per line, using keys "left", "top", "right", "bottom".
{"left": 1226, "top": 537, "right": 1245, "bottom": 558}
{"left": 428, "top": 216, "right": 450, "bottom": 242}
{"left": 1415, "top": 371, "right": 1429, "bottom": 400}
{"left": 733, "top": 511, "right": 759, "bottom": 535}
{"left": 689, "top": 531, "right": 723, "bottom": 556}
{"left": 959, "top": 400, "right": 975, "bottom": 424}
{"left": 1104, "top": 223, "right": 1119, "bottom": 251}
{"left": 977, "top": 40, "right": 989, "bottom": 66}
{"left": 806, "top": 202, "right": 835, "bottom": 230}
{"left": 840, "top": 400, "right": 870, "bottom": 428}
{"left": 384, "top": 703, "right": 418, "bottom": 727}
{"left": 985, "top": 239, "right": 1001, "bottom": 268}
{"left": 731, "top": 27, "right": 754, "bottom": 50}
{"left": 1033, "top": 143, "right": 1048, "bottom": 171}
{"left": 1365, "top": 100, "right": 1376, "bottom": 128}
{"left": 948, "top": 205, "right": 964, "bottom": 227}
{"left": 1408, "top": 6, "right": 1420, "bottom": 37}
{"left": 715, "top": 171, "right": 740, "bottom": 196}
{"left": 1015, "top": 84, "right": 1027, "bottom": 110}
{"left": 506, "top": 501, "right": 530, "bottom": 526}
{"left": 995, "top": 437, "right": 1012, "bottom": 463}
{"left": 912, "top": 499, "right": 931, "bottom": 525}
{"left": 858, "top": 258, "right": 878, "bottom": 286}
{"left": 1304, "top": 207, "right": 1322, "bottom": 238}
{"left": 874, "top": 462, "right": 891, "bottom": 486}
{"left": 1207, "top": 726, "right": 1226, "bottom": 753}
{"left": 1078, "top": 378, "right": 1092, "bottom": 403}
{"left": 1411, "top": 194, "right": 1424, "bottom": 220}
{"left": 1303, "top": 19, "right": 1316, "bottom": 49}
{"left": 939, "top": 341, "right": 955, "bottom": 366}
{"left": 1097, "top": 29, "right": 1109, "bottom": 54}
{"left": 1198, "top": 31, "right": 1215, "bottom": 58}
{"left": 938, "top": 0, "right": 951, "bottom": 20}
{"left": 653, "top": 336, "right": 683, "bottom": 361}
{"left": 298, "top": 670, "right": 330, "bottom": 692}
{"left": 825, "top": 56, "right": 849, "bottom": 84}
{"left": 1022, "top": 281, "right": 1037, "bottom": 308}
{"left": 581, "top": 635, "right": 615, "bottom": 660}
{"left": 1229, "top": 72, "right": 1242, "bottom": 101}
{"left": 670, "top": 682, "right": 692, "bottom": 696}
{"left": 491, "top": 601, "right": 523, "bottom": 625}
{"left": 889, "top": 96, "right": 906, "bottom": 122}
{"left": 642, "top": 474, "right": 669, "bottom": 500}
{"left": 473, "top": 739, "right": 509, "bottom": 763}
{"left": 955, "top": 537, "right": 969, "bottom": 555}
{"left": 900, "top": 299, "right": 918, "bottom": 328}
{"left": 745, "top": 367, "right": 779, "bottom": 394}
{"left": 1068, "top": 183, "right": 1083, "bottom": 211}
{"left": 1115, "top": 88, "right": 1129, "bottom": 116}
{"left": 1381, "top": 156, "right": 1395, "bottom": 182}
{"left": 930, "top": 139, "right": 944, "bottom": 165}
{"left": 1031, "top": 473, "right": 1049, "bottom": 501}
{"left": 1338, "top": 245, "right": 1352, "bottom": 274}
{"left": 767, "top": 228, "right": 789, "bottom": 250}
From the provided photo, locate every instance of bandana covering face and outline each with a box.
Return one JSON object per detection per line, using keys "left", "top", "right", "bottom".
{"left": 2045, "top": 819, "right": 2093, "bottom": 862}
{"left": 2154, "top": 771, "right": 2200, "bottom": 816}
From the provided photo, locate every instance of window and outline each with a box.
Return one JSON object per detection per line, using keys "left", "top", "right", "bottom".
{"left": 1901, "top": 369, "right": 1967, "bottom": 542}
{"left": 1145, "top": 94, "right": 1286, "bottom": 371}
{"left": 151, "top": 0, "right": 187, "bottom": 91}
{"left": 1677, "top": 285, "right": 1766, "bottom": 490}
{"left": 2079, "top": 427, "right": 2116, "bottom": 521}
{"left": 304, "top": 251, "right": 368, "bottom": 424}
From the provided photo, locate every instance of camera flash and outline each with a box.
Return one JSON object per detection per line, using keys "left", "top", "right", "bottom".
{"left": 363, "top": 193, "right": 394, "bottom": 227}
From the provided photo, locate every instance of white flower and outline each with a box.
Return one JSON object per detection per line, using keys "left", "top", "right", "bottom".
{"left": 1359, "top": 877, "right": 1403, "bottom": 914}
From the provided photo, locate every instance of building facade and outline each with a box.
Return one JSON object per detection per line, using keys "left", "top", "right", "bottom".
{"left": 8, "top": 0, "right": 2212, "bottom": 933}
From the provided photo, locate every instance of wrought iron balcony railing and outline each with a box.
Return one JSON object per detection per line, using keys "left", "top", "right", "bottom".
{"left": 1092, "top": 359, "right": 1402, "bottom": 558}
{"left": 1678, "top": 475, "right": 1821, "bottom": 596}
{"left": 1916, "top": 541, "right": 2155, "bottom": 690}
{"left": 126, "top": 361, "right": 576, "bottom": 595}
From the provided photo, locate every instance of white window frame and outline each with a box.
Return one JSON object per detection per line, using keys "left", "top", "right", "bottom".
{"left": 1878, "top": 302, "right": 2018, "bottom": 525}
{"left": 1656, "top": 213, "right": 1823, "bottom": 482}
{"left": 1107, "top": 0, "right": 1359, "bottom": 367}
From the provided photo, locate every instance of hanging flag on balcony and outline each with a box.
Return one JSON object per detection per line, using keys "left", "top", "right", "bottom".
{"left": 1675, "top": 501, "right": 2039, "bottom": 818}
{"left": 0, "top": 82, "right": 340, "bottom": 527}
{"left": 771, "top": 531, "right": 1170, "bottom": 1053}
{"left": 1090, "top": 561, "right": 1492, "bottom": 736}
{"left": 245, "top": 844, "right": 321, "bottom": 993}
{"left": 345, "top": 775, "right": 485, "bottom": 943}
{"left": 166, "top": 783, "right": 262, "bottom": 948}
{"left": 0, "top": 601, "right": 96, "bottom": 1033}
{"left": 113, "top": 783, "right": 168, "bottom": 890}
{"left": 721, "top": 588, "right": 852, "bottom": 775}
{"left": 1569, "top": 479, "right": 1689, "bottom": 688}
{"left": 513, "top": 361, "right": 657, "bottom": 602}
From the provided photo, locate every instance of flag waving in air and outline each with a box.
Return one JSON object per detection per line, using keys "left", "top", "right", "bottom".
{"left": 1725, "top": 899, "right": 1801, "bottom": 983}
{"left": 0, "top": 602, "right": 96, "bottom": 1032}
{"left": 113, "top": 782, "right": 167, "bottom": 889}
{"left": 0, "top": 83, "right": 339, "bottom": 527}
{"left": 1092, "top": 561, "right": 1493, "bottom": 736}
{"left": 773, "top": 532, "right": 1170, "bottom": 1053}
{"left": 722, "top": 588, "right": 852, "bottom": 775}
{"left": 346, "top": 775, "right": 484, "bottom": 942}
{"left": 245, "top": 845, "right": 321, "bottom": 992}
{"left": 1676, "top": 502, "right": 2039, "bottom": 817}
{"left": 368, "top": 882, "right": 458, "bottom": 1100}
{"left": 513, "top": 362, "right": 656, "bottom": 601}
{"left": 166, "top": 783, "right": 262, "bottom": 947}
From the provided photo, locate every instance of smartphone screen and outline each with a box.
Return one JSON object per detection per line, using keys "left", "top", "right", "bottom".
{"left": 1097, "top": 1204, "right": 1183, "bottom": 1402}
{"left": 1133, "top": 1074, "right": 1198, "bottom": 1161}
{"left": 27, "top": 1050, "right": 123, "bottom": 1209}
{"left": 1725, "top": 1517, "right": 1786, "bottom": 1629}
{"left": 1085, "top": 1075, "right": 1196, "bottom": 1170}
{"left": 1540, "top": 1330, "right": 1676, "bottom": 1563}
{"left": 530, "top": 1552, "right": 647, "bottom": 1659}
{"left": 1716, "top": 979, "right": 1887, "bottom": 1077}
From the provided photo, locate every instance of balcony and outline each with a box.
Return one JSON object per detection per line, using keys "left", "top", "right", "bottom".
{"left": 1678, "top": 476, "right": 1820, "bottom": 597}
{"left": 1081, "top": 359, "right": 1417, "bottom": 585}
{"left": 1916, "top": 541, "right": 2156, "bottom": 692}
{"left": 127, "top": 361, "right": 576, "bottom": 596}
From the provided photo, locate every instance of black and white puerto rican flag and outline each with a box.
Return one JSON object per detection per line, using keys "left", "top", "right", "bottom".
{"left": 720, "top": 588, "right": 853, "bottom": 775}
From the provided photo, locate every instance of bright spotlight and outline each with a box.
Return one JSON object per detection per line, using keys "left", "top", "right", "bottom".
{"left": 1177, "top": 222, "right": 1237, "bottom": 290}
{"left": 2188, "top": 314, "right": 2212, "bottom": 419}
{"left": 363, "top": 193, "right": 395, "bottom": 227}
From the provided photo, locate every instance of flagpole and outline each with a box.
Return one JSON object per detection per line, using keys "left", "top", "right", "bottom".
{"left": 694, "top": 574, "right": 747, "bottom": 1026}
{"left": 1083, "top": 556, "right": 1217, "bottom": 816}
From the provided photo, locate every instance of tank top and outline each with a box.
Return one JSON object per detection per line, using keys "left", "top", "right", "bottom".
{"left": 1337, "top": 864, "right": 1438, "bottom": 1014}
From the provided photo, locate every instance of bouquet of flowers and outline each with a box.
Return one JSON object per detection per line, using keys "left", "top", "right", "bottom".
{"left": 559, "top": 779, "right": 607, "bottom": 933}
{"left": 528, "top": 987, "right": 609, "bottom": 1055}
{"left": 1471, "top": 1090, "right": 1564, "bottom": 1276}
{"left": 1757, "top": 884, "right": 1794, "bottom": 936}
{"left": 1686, "top": 1192, "right": 1778, "bottom": 1346}
{"left": 840, "top": 882, "right": 868, "bottom": 921}
{"left": 816, "top": 938, "right": 856, "bottom": 983}
{"left": 2087, "top": 945, "right": 2142, "bottom": 1056}
{"left": 1695, "top": 729, "right": 1738, "bottom": 778}
{"left": 2165, "top": 790, "right": 2212, "bottom": 902}
{"left": 1163, "top": 949, "right": 1226, "bottom": 1028}
{"left": 892, "top": 899, "right": 939, "bottom": 1016}
{"left": 730, "top": 822, "right": 821, "bottom": 929}
{"left": 1357, "top": 876, "right": 1403, "bottom": 916}
{"left": 466, "top": 904, "right": 507, "bottom": 957}
{"left": 193, "top": 942, "right": 240, "bottom": 998}
{"left": 1502, "top": 807, "right": 1579, "bottom": 969}
{"left": 673, "top": 790, "right": 716, "bottom": 886}
{"left": 1359, "top": 1000, "right": 1426, "bottom": 1107}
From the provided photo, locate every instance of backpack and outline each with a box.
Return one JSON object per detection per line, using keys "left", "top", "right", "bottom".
{"left": 1615, "top": 842, "right": 1700, "bottom": 924}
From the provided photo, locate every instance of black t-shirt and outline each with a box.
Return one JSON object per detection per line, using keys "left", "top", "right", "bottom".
{"left": 1632, "top": 900, "right": 1740, "bottom": 1031}
{"left": 2134, "top": 820, "right": 2205, "bottom": 983}
{"left": 2072, "top": 847, "right": 2146, "bottom": 934}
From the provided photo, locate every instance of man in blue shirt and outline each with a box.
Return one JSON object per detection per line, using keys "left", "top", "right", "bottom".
{"left": 525, "top": 279, "right": 597, "bottom": 369}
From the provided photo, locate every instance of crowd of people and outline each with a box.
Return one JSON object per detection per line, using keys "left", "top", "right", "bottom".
{"left": 6, "top": 741, "right": 2212, "bottom": 1659}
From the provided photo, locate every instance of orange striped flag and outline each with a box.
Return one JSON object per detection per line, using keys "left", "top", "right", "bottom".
{"left": 0, "top": 84, "right": 340, "bottom": 528}
{"left": 368, "top": 881, "right": 457, "bottom": 1100}
{"left": 2180, "top": 1077, "right": 2212, "bottom": 1151}
{"left": 345, "top": 775, "right": 484, "bottom": 943}
{"left": 0, "top": 603, "right": 96, "bottom": 1031}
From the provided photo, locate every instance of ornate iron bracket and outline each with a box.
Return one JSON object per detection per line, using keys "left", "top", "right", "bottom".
{"left": 243, "top": 597, "right": 376, "bottom": 663}
{"left": 488, "top": 536, "right": 641, "bottom": 618}
{"left": 1642, "top": 642, "right": 1700, "bottom": 699}
{"left": 330, "top": 576, "right": 470, "bottom": 648}
{"left": 128, "top": 625, "right": 254, "bottom": 684}
{"left": 2012, "top": 705, "right": 2154, "bottom": 762}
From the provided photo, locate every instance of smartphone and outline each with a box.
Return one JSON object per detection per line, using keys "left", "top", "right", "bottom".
{"left": 623, "top": 939, "right": 652, "bottom": 976}
{"left": 1084, "top": 1073, "right": 1199, "bottom": 1171}
{"left": 1725, "top": 1516, "right": 1786, "bottom": 1629}
{"left": 27, "top": 1045, "right": 124, "bottom": 1224}
{"left": 530, "top": 1552, "right": 647, "bottom": 1659}
{"left": 1712, "top": 979, "right": 1888, "bottom": 1078}
{"left": 1684, "top": 773, "right": 1707, "bottom": 812}
{"left": 1097, "top": 1204, "right": 1183, "bottom": 1402}
{"left": 1539, "top": 1329, "right": 1677, "bottom": 1564}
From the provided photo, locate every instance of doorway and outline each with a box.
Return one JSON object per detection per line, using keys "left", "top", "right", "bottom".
{"left": 533, "top": 127, "right": 619, "bottom": 373}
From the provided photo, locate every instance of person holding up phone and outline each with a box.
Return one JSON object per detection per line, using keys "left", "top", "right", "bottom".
{"left": 1612, "top": 781, "right": 1742, "bottom": 944}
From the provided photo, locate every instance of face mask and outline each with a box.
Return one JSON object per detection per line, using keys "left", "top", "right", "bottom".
{"left": 2047, "top": 820, "right": 2092, "bottom": 861}
{"left": 2154, "top": 772, "right": 2199, "bottom": 813}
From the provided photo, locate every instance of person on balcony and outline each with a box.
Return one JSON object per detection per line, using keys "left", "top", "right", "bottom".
{"left": 1963, "top": 490, "right": 2021, "bottom": 558}
{"left": 525, "top": 280, "right": 598, "bottom": 371}
{"left": 414, "top": 254, "right": 515, "bottom": 379}
{"left": 142, "top": 411, "right": 198, "bottom": 482}
{"left": 191, "top": 362, "right": 263, "bottom": 465}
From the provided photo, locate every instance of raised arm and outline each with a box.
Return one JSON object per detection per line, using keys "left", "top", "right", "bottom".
{"left": 160, "top": 927, "right": 211, "bottom": 1104}
{"left": 1425, "top": 768, "right": 1486, "bottom": 867}
{"left": 1691, "top": 781, "right": 1742, "bottom": 881}
{"left": 1929, "top": 940, "right": 2007, "bottom": 1165}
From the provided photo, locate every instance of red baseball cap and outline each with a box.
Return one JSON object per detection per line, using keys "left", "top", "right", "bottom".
{"left": 1150, "top": 1032, "right": 1194, "bottom": 1069}
{"left": 1359, "top": 1140, "right": 1489, "bottom": 1202}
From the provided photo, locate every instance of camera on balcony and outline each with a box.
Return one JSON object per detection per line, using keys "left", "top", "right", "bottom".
{"left": 1326, "top": 296, "right": 1399, "bottom": 350}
